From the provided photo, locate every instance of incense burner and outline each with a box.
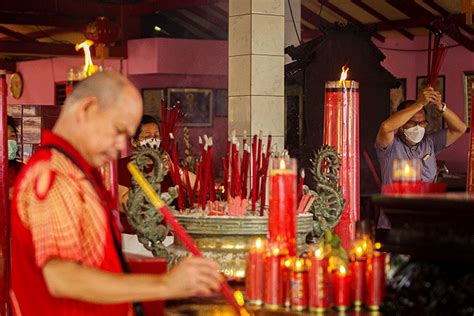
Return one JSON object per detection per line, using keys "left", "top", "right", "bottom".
{"left": 167, "top": 213, "right": 315, "bottom": 278}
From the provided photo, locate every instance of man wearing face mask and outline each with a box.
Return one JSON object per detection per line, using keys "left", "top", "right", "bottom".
{"left": 7, "top": 115, "right": 24, "bottom": 198}
{"left": 376, "top": 87, "right": 467, "bottom": 185}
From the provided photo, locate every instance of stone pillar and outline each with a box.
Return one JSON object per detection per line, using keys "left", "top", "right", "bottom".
{"left": 284, "top": 0, "right": 301, "bottom": 64}
{"left": 228, "top": 0, "right": 285, "bottom": 152}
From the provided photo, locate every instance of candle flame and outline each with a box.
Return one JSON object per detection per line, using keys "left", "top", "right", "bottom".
{"left": 234, "top": 290, "right": 245, "bottom": 307}
{"left": 295, "top": 259, "right": 303, "bottom": 269}
{"left": 284, "top": 258, "right": 292, "bottom": 268}
{"left": 271, "top": 247, "right": 280, "bottom": 256}
{"left": 339, "top": 66, "right": 349, "bottom": 83}
{"left": 339, "top": 265, "right": 347, "bottom": 275}
{"left": 374, "top": 242, "right": 382, "bottom": 250}
{"left": 355, "top": 246, "right": 363, "bottom": 256}
{"left": 404, "top": 163, "right": 411, "bottom": 175}
{"left": 255, "top": 238, "right": 262, "bottom": 249}
{"left": 279, "top": 159, "right": 286, "bottom": 170}
{"left": 75, "top": 40, "right": 96, "bottom": 78}
{"left": 315, "top": 247, "right": 324, "bottom": 259}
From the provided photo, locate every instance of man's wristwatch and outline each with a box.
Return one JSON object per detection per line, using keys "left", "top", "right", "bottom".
{"left": 439, "top": 102, "right": 447, "bottom": 113}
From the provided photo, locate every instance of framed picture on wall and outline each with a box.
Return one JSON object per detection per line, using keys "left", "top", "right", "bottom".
{"left": 215, "top": 89, "right": 228, "bottom": 117}
{"left": 416, "top": 75, "right": 445, "bottom": 134}
{"left": 463, "top": 71, "right": 474, "bottom": 128}
{"left": 168, "top": 88, "right": 213, "bottom": 127}
{"left": 142, "top": 88, "right": 165, "bottom": 120}
{"left": 390, "top": 78, "right": 407, "bottom": 114}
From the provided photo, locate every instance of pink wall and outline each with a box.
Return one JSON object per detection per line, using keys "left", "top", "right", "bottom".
{"left": 7, "top": 57, "right": 127, "bottom": 105}
{"left": 374, "top": 36, "right": 474, "bottom": 173}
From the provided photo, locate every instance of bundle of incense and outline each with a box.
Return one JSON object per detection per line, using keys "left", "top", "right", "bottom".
{"left": 169, "top": 133, "right": 184, "bottom": 211}
{"left": 127, "top": 163, "right": 249, "bottom": 315}
{"left": 427, "top": 32, "right": 447, "bottom": 87}
{"left": 160, "top": 100, "right": 185, "bottom": 152}
{"left": 296, "top": 193, "right": 311, "bottom": 214}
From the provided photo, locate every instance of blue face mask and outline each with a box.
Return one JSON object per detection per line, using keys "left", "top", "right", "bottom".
{"left": 8, "top": 140, "right": 18, "bottom": 160}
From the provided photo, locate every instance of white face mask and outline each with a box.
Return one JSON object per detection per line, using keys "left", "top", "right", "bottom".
{"left": 403, "top": 125, "right": 425, "bottom": 144}
{"left": 139, "top": 137, "right": 161, "bottom": 149}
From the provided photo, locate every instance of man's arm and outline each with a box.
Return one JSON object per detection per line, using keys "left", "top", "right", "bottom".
{"left": 433, "top": 93, "right": 467, "bottom": 146}
{"left": 43, "top": 256, "right": 221, "bottom": 304}
{"left": 376, "top": 88, "right": 437, "bottom": 149}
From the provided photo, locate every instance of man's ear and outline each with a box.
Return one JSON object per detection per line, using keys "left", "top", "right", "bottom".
{"left": 74, "top": 96, "right": 99, "bottom": 124}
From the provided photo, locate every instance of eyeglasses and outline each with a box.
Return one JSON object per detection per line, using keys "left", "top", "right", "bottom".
{"left": 405, "top": 120, "right": 429, "bottom": 128}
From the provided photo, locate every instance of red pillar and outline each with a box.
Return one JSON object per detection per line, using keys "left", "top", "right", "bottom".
{"left": 0, "top": 72, "right": 10, "bottom": 314}
{"left": 323, "top": 80, "right": 360, "bottom": 249}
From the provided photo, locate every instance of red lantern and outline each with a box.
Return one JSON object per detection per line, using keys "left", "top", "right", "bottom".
{"left": 84, "top": 16, "right": 120, "bottom": 66}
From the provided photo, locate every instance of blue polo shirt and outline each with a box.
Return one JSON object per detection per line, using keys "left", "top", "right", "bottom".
{"left": 375, "top": 130, "right": 447, "bottom": 185}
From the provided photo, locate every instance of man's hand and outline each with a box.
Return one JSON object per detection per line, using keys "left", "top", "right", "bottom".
{"left": 416, "top": 87, "right": 439, "bottom": 107}
{"left": 163, "top": 256, "right": 221, "bottom": 299}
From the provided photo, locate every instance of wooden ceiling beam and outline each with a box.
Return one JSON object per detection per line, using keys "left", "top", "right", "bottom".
{"left": 187, "top": 6, "right": 228, "bottom": 32}
{"left": 422, "top": 0, "right": 474, "bottom": 36}
{"left": 386, "top": 0, "right": 474, "bottom": 51}
{"left": 0, "top": 12, "right": 91, "bottom": 28}
{"left": 351, "top": 0, "right": 414, "bottom": 40}
{"left": 0, "top": 41, "right": 125, "bottom": 58}
{"left": 301, "top": 5, "right": 332, "bottom": 30}
{"left": 0, "top": 25, "right": 36, "bottom": 42}
{"left": 209, "top": 4, "right": 228, "bottom": 20}
{"left": 317, "top": 0, "right": 385, "bottom": 42}
{"left": 165, "top": 11, "right": 216, "bottom": 39}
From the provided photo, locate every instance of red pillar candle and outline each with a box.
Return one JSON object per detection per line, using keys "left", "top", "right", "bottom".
{"left": 323, "top": 69, "right": 359, "bottom": 249}
{"left": 308, "top": 247, "right": 331, "bottom": 312}
{"left": 282, "top": 257, "right": 293, "bottom": 308}
{"left": 350, "top": 259, "right": 366, "bottom": 308}
{"left": 290, "top": 258, "right": 308, "bottom": 311}
{"left": 333, "top": 265, "right": 351, "bottom": 311}
{"left": 264, "top": 246, "right": 284, "bottom": 308}
{"left": 245, "top": 238, "right": 265, "bottom": 305}
{"left": 365, "top": 251, "right": 386, "bottom": 311}
{"left": 268, "top": 158, "right": 297, "bottom": 257}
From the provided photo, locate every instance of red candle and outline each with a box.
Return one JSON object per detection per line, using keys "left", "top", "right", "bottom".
{"left": 365, "top": 251, "right": 386, "bottom": 310}
{"left": 333, "top": 265, "right": 351, "bottom": 311}
{"left": 282, "top": 257, "right": 293, "bottom": 308}
{"left": 245, "top": 238, "right": 265, "bottom": 305}
{"left": 323, "top": 68, "right": 359, "bottom": 249}
{"left": 268, "top": 158, "right": 297, "bottom": 257}
{"left": 350, "top": 259, "right": 366, "bottom": 307}
{"left": 264, "top": 246, "right": 284, "bottom": 308}
{"left": 290, "top": 258, "right": 308, "bottom": 311}
{"left": 308, "top": 247, "right": 331, "bottom": 312}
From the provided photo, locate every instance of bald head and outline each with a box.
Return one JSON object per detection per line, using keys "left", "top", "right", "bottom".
{"left": 54, "top": 71, "right": 143, "bottom": 167}
{"left": 64, "top": 71, "right": 137, "bottom": 110}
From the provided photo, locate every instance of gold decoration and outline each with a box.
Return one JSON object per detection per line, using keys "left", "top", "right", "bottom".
{"left": 10, "top": 72, "right": 23, "bottom": 99}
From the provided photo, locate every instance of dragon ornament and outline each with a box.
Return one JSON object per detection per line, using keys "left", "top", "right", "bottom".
{"left": 305, "top": 145, "right": 346, "bottom": 241}
{"left": 126, "top": 144, "right": 178, "bottom": 258}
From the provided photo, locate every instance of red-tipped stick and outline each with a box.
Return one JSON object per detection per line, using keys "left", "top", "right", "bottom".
{"left": 297, "top": 169, "right": 305, "bottom": 202}
{"left": 169, "top": 134, "right": 184, "bottom": 211}
{"left": 183, "top": 166, "right": 194, "bottom": 208}
{"left": 232, "top": 141, "right": 242, "bottom": 197}
{"left": 259, "top": 153, "right": 269, "bottom": 216}
{"left": 266, "top": 133, "right": 272, "bottom": 158}
{"left": 362, "top": 150, "right": 382, "bottom": 190}
{"left": 255, "top": 132, "right": 263, "bottom": 199}
{"left": 193, "top": 159, "right": 202, "bottom": 203}
{"left": 207, "top": 138, "right": 216, "bottom": 201}
{"left": 225, "top": 138, "right": 231, "bottom": 200}
{"left": 127, "top": 163, "right": 247, "bottom": 315}
{"left": 222, "top": 157, "right": 228, "bottom": 200}
{"left": 251, "top": 135, "right": 257, "bottom": 212}
{"left": 241, "top": 144, "right": 250, "bottom": 198}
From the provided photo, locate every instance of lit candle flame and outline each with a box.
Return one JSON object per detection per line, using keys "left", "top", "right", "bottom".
{"left": 374, "top": 242, "right": 382, "bottom": 250}
{"left": 75, "top": 40, "right": 96, "bottom": 78}
{"left": 355, "top": 246, "right": 363, "bottom": 256}
{"left": 279, "top": 159, "right": 286, "bottom": 170}
{"left": 315, "top": 247, "right": 324, "bottom": 259}
{"left": 284, "top": 258, "right": 292, "bottom": 268}
{"left": 271, "top": 246, "right": 280, "bottom": 256}
{"left": 234, "top": 290, "right": 245, "bottom": 307}
{"left": 255, "top": 238, "right": 262, "bottom": 249}
{"left": 339, "top": 66, "right": 349, "bottom": 83}
{"left": 338, "top": 265, "right": 347, "bottom": 275}
{"left": 404, "top": 163, "right": 411, "bottom": 175}
{"left": 295, "top": 258, "right": 304, "bottom": 269}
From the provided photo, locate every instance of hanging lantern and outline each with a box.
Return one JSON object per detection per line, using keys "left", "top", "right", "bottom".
{"left": 462, "top": 0, "right": 474, "bottom": 25}
{"left": 84, "top": 16, "right": 120, "bottom": 66}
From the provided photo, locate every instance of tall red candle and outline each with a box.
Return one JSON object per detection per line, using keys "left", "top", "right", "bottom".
{"left": 365, "top": 251, "right": 386, "bottom": 310}
{"left": 308, "top": 247, "right": 331, "bottom": 312}
{"left": 290, "top": 258, "right": 308, "bottom": 311}
{"left": 323, "top": 70, "right": 359, "bottom": 249}
{"left": 333, "top": 265, "right": 351, "bottom": 311}
{"left": 268, "top": 158, "right": 297, "bottom": 257}
{"left": 264, "top": 246, "right": 284, "bottom": 308}
{"left": 245, "top": 238, "right": 265, "bottom": 305}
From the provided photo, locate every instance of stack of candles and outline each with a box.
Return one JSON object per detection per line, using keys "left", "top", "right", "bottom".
{"left": 245, "top": 239, "right": 387, "bottom": 312}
